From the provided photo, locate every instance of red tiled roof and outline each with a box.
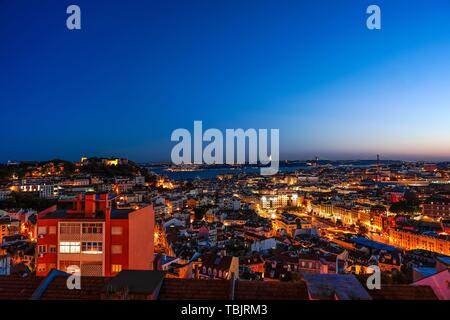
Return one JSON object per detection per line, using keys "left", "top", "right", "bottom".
{"left": 159, "top": 279, "right": 310, "bottom": 300}
{"left": 0, "top": 275, "right": 111, "bottom": 300}
{"left": 40, "top": 276, "right": 110, "bottom": 300}
{"left": 6, "top": 274, "right": 434, "bottom": 301}
{"left": 369, "top": 285, "right": 438, "bottom": 300}
{"left": 235, "top": 280, "right": 309, "bottom": 300}
{"left": 159, "top": 279, "right": 232, "bottom": 300}
{"left": 0, "top": 275, "right": 42, "bottom": 300}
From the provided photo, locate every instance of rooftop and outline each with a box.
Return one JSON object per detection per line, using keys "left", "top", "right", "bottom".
{"left": 303, "top": 273, "right": 372, "bottom": 300}
{"left": 369, "top": 285, "right": 438, "bottom": 300}
{"left": 40, "top": 207, "right": 136, "bottom": 220}
{"left": 0, "top": 273, "right": 310, "bottom": 300}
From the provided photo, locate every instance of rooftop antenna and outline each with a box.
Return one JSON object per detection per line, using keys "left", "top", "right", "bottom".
{"left": 377, "top": 154, "right": 381, "bottom": 182}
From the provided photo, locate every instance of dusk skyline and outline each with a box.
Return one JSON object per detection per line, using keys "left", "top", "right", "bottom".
{"left": 1, "top": 1, "right": 450, "bottom": 305}
{"left": 1, "top": 0, "right": 450, "bottom": 162}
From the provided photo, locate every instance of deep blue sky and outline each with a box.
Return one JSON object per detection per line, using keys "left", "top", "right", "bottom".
{"left": 1, "top": 0, "right": 450, "bottom": 162}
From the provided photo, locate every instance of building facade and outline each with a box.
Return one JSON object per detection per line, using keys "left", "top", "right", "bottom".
{"left": 36, "top": 193, "right": 154, "bottom": 277}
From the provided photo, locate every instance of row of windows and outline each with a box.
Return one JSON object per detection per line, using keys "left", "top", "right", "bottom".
{"left": 59, "top": 241, "right": 103, "bottom": 254}
{"left": 60, "top": 223, "right": 103, "bottom": 234}
{"left": 38, "top": 245, "right": 57, "bottom": 254}
{"left": 38, "top": 243, "right": 124, "bottom": 255}
{"left": 81, "top": 242, "right": 103, "bottom": 253}
{"left": 39, "top": 262, "right": 123, "bottom": 275}
{"left": 38, "top": 226, "right": 56, "bottom": 235}
{"left": 37, "top": 263, "right": 57, "bottom": 273}
{"left": 60, "top": 224, "right": 80, "bottom": 235}
{"left": 38, "top": 224, "right": 123, "bottom": 235}
{"left": 60, "top": 242, "right": 83, "bottom": 253}
{"left": 201, "top": 266, "right": 228, "bottom": 278}
{"left": 82, "top": 223, "right": 103, "bottom": 234}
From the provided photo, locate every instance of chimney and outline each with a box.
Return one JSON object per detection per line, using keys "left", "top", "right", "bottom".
{"left": 104, "top": 204, "right": 112, "bottom": 276}
{"left": 75, "top": 194, "right": 83, "bottom": 212}
{"left": 98, "top": 193, "right": 110, "bottom": 212}
{"left": 84, "top": 194, "right": 96, "bottom": 217}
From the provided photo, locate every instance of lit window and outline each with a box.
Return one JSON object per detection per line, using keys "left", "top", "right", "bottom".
{"left": 112, "top": 264, "right": 122, "bottom": 273}
{"left": 59, "top": 242, "right": 81, "bottom": 253}
{"left": 37, "top": 264, "right": 46, "bottom": 272}
{"left": 81, "top": 241, "right": 103, "bottom": 254}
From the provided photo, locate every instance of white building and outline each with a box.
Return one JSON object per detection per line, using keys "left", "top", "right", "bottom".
{"left": 260, "top": 193, "right": 298, "bottom": 209}
{"left": 39, "top": 185, "right": 60, "bottom": 199}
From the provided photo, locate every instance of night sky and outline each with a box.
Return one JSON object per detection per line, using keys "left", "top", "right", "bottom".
{"left": 1, "top": 0, "right": 450, "bottom": 162}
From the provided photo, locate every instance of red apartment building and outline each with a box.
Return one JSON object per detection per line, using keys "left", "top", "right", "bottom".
{"left": 36, "top": 193, "right": 154, "bottom": 277}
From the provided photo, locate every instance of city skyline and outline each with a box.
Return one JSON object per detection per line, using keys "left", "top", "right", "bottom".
{"left": 1, "top": 0, "right": 450, "bottom": 305}
{"left": 1, "top": 0, "right": 450, "bottom": 162}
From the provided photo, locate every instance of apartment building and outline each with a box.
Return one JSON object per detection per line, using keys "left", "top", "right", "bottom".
{"left": 260, "top": 192, "right": 298, "bottom": 209}
{"left": 422, "top": 197, "right": 450, "bottom": 219}
{"left": 36, "top": 193, "right": 154, "bottom": 277}
{"left": 39, "top": 184, "right": 60, "bottom": 199}
{"left": 388, "top": 228, "right": 450, "bottom": 256}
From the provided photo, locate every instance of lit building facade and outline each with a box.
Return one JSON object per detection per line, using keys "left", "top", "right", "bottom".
{"left": 388, "top": 228, "right": 450, "bottom": 256}
{"left": 260, "top": 192, "right": 298, "bottom": 209}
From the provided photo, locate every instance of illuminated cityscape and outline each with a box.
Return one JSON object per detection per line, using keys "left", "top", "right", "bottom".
{"left": 0, "top": 158, "right": 449, "bottom": 300}
{"left": 1, "top": 0, "right": 450, "bottom": 307}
